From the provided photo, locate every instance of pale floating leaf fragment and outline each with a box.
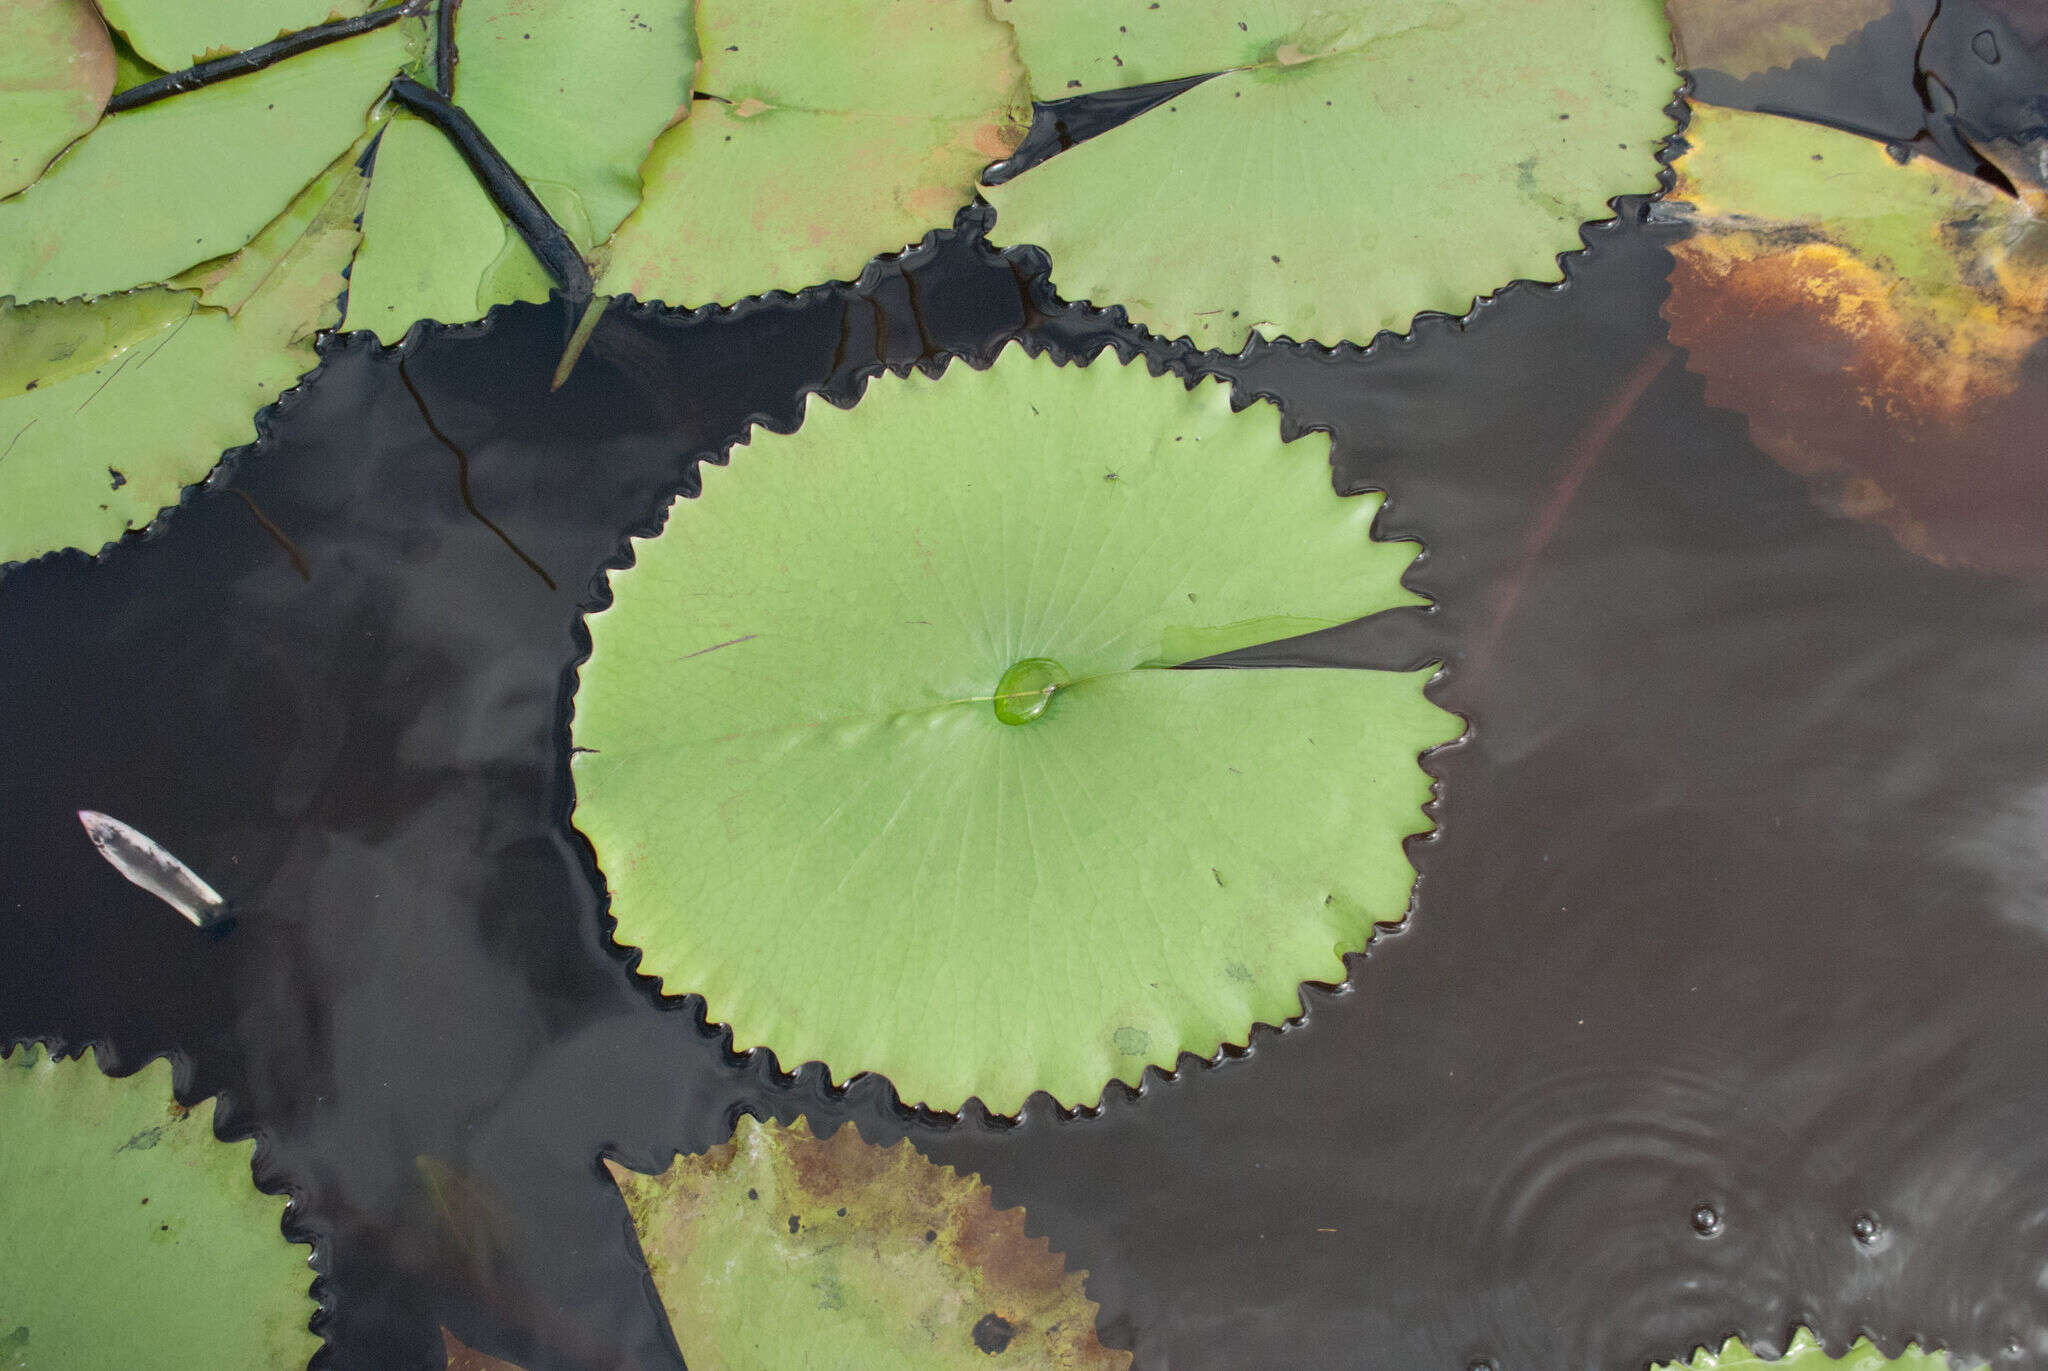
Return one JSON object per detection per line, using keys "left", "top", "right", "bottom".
{"left": 77, "top": 809, "right": 227, "bottom": 926}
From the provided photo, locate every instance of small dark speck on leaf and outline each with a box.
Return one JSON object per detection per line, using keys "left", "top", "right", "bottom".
{"left": 837, "top": 1207, "right": 846, "bottom": 1217}
{"left": 972, "top": 1313, "right": 1016, "bottom": 1355}
{"left": 1237, "top": 20, "right": 1248, "bottom": 30}
{"left": 1811, "top": 154, "right": 1823, "bottom": 161}
{"left": 1558, "top": 112, "right": 1570, "bottom": 119}
{"left": 107, "top": 467, "right": 126, "bottom": 489}
{"left": 23, "top": 380, "right": 35, "bottom": 390}
{"left": 1067, "top": 79, "right": 1081, "bottom": 87}
{"left": 1113, "top": 54, "right": 1123, "bottom": 65}
{"left": 747, "top": 1188, "right": 758, "bottom": 1200}
{"left": 787, "top": 1214, "right": 800, "bottom": 1234}
{"left": 1104, "top": 471, "right": 1118, "bottom": 481}
{"left": 924, "top": 1229, "right": 937, "bottom": 1243}
{"left": 1211, "top": 867, "right": 1223, "bottom": 886}
{"left": 726, "top": 44, "right": 738, "bottom": 51}
{"left": 1270, "top": 255, "right": 1280, "bottom": 263}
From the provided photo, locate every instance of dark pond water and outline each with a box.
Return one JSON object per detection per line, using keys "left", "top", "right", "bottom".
{"left": 4, "top": 4, "right": 2047, "bottom": 1368}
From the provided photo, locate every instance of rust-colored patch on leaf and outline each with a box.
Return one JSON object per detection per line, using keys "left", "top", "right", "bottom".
{"left": 441, "top": 1327, "right": 527, "bottom": 1371}
{"left": 1665, "top": 105, "right": 2048, "bottom": 573}
{"left": 1664, "top": 0, "right": 1891, "bottom": 78}
{"left": 606, "top": 1117, "right": 1130, "bottom": 1370}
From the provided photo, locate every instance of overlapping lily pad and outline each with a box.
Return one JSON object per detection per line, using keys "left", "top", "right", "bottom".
{"left": 572, "top": 347, "right": 1457, "bottom": 1112}
{"left": 606, "top": 1117, "right": 1129, "bottom": 1369}
{"left": 1662, "top": 105, "right": 2048, "bottom": 573}
{"left": 0, "top": 144, "right": 366, "bottom": 566}
{"left": 983, "top": 0, "right": 1679, "bottom": 350}
{"left": 1657, "top": 1327, "right": 1975, "bottom": 1369}
{"left": 0, "top": 1044, "right": 318, "bottom": 1369}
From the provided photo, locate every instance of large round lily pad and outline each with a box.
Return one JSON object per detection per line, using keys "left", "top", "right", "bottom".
{"left": 606, "top": 1117, "right": 1129, "bottom": 1369}
{"left": 0, "top": 1045, "right": 319, "bottom": 1369}
{"left": 983, "top": 0, "right": 1679, "bottom": 350}
{"left": 572, "top": 347, "right": 1459, "bottom": 1113}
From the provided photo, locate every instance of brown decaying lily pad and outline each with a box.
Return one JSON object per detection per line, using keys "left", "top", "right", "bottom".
{"left": 442, "top": 1326, "right": 526, "bottom": 1371}
{"left": 606, "top": 1117, "right": 1130, "bottom": 1370}
{"left": 1664, "top": 106, "right": 2048, "bottom": 575}
{"left": 1663, "top": 0, "right": 1893, "bottom": 79}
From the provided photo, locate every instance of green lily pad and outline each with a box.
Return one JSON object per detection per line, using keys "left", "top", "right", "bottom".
{"left": 0, "top": 1045, "right": 319, "bottom": 1369}
{"left": 982, "top": 0, "right": 1678, "bottom": 350}
{"left": 344, "top": 0, "right": 693, "bottom": 339}
{"left": 606, "top": 1117, "right": 1130, "bottom": 1370}
{"left": 94, "top": 0, "right": 376, "bottom": 71}
{"left": 598, "top": 0, "right": 1030, "bottom": 309}
{"left": 0, "top": 143, "right": 365, "bottom": 566}
{"left": 1657, "top": 1328, "right": 1975, "bottom": 1369}
{"left": 0, "top": 0, "right": 114, "bottom": 200}
{"left": 0, "top": 12, "right": 414, "bottom": 303}
{"left": 572, "top": 347, "right": 1457, "bottom": 1113}
{"left": 1661, "top": 104, "right": 2048, "bottom": 573}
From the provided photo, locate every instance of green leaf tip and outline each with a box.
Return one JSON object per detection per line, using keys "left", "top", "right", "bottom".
{"left": 607, "top": 1116, "right": 1131, "bottom": 1370}
{"left": 1656, "top": 1327, "right": 1981, "bottom": 1370}
{"left": 984, "top": 0, "right": 1681, "bottom": 350}
{"left": 0, "top": 1044, "right": 321, "bottom": 1370}
{"left": 572, "top": 345, "right": 1459, "bottom": 1114}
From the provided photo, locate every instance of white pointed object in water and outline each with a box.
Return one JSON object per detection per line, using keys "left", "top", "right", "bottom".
{"left": 76, "top": 810, "right": 227, "bottom": 928}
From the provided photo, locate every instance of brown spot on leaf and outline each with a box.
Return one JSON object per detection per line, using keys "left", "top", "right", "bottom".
{"left": 1663, "top": 0, "right": 1891, "bottom": 78}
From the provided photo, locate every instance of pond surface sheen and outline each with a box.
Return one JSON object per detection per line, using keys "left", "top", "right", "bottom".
{"left": 4, "top": 7, "right": 2048, "bottom": 1368}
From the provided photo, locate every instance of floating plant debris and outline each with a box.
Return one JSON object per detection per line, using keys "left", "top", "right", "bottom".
{"left": 607, "top": 1117, "right": 1128, "bottom": 1369}
{"left": 983, "top": 0, "right": 1679, "bottom": 349}
{"left": 76, "top": 809, "right": 228, "bottom": 928}
{"left": 572, "top": 344, "right": 1456, "bottom": 1112}
{"left": 0, "top": 1045, "right": 317, "bottom": 1369}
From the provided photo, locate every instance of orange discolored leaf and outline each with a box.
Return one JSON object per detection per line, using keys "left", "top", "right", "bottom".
{"left": 1663, "top": 105, "right": 2048, "bottom": 573}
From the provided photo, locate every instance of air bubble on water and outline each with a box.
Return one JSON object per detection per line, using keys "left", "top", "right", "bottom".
{"left": 1852, "top": 1211, "right": 1883, "bottom": 1245}
{"left": 1689, "top": 1203, "right": 1722, "bottom": 1237}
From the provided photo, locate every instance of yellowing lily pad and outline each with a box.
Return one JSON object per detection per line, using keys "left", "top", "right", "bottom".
{"left": 598, "top": 0, "right": 1031, "bottom": 309}
{"left": 1663, "top": 0, "right": 1892, "bottom": 79}
{"left": 606, "top": 1117, "right": 1129, "bottom": 1370}
{"left": 572, "top": 346, "right": 1457, "bottom": 1113}
{"left": 1657, "top": 1327, "right": 1976, "bottom": 1370}
{"left": 983, "top": 0, "right": 1678, "bottom": 350}
{"left": 0, "top": 143, "right": 365, "bottom": 566}
{"left": 1662, "top": 105, "right": 2048, "bottom": 573}
{"left": 0, "top": 1045, "right": 319, "bottom": 1370}
{"left": 0, "top": 0, "right": 115, "bottom": 200}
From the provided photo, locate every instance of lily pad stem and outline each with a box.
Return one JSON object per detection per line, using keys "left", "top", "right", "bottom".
{"left": 434, "top": 0, "right": 461, "bottom": 97}
{"left": 105, "top": 0, "right": 427, "bottom": 113}
{"left": 386, "top": 74, "right": 594, "bottom": 302}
